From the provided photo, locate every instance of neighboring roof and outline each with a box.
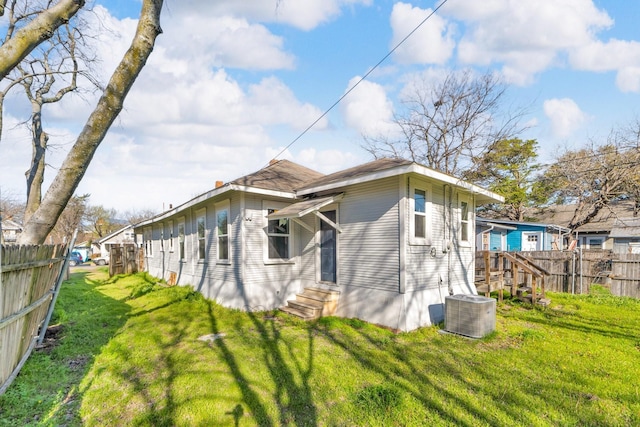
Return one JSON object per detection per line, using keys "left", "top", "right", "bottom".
{"left": 609, "top": 217, "right": 640, "bottom": 238}
{"left": 98, "top": 224, "right": 134, "bottom": 244}
{"left": 533, "top": 202, "right": 637, "bottom": 233}
{"left": 476, "top": 217, "right": 569, "bottom": 232}
{"left": 1, "top": 219, "right": 22, "bottom": 231}
{"left": 231, "top": 159, "right": 324, "bottom": 193}
{"left": 299, "top": 158, "right": 503, "bottom": 204}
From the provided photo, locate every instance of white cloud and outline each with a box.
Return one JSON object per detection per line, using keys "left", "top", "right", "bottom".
{"left": 441, "top": 0, "right": 613, "bottom": 85}
{"left": 169, "top": 0, "right": 372, "bottom": 31}
{"left": 543, "top": 98, "right": 588, "bottom": 138}
{"left": 390, "top": 3, "right": 454, "bottom": 65}
{"left": 569, "top": 39, "right": 640, "bottom": 93}
{"left": 341, "top": 77, "right": 395, "bottom": 136}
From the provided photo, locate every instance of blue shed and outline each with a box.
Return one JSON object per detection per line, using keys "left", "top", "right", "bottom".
{"left": 476, "top": 218, "right": 569, "bottom": 252}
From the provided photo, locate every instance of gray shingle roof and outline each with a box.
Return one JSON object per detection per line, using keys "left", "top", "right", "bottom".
{"left": 533, "top": 202, "right": 637, "bottom": 233}
{"left": 297, "top": 158, "right": 412, "bottom": 191}
{"left": 230, "top": 159, "right": 325, "bottom": 193}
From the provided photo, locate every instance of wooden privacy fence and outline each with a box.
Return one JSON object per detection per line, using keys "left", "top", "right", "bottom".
{"left": 0, "top": 244, "right": 68, "bottom": 394}
{"left": 477, "top": 250, "right": 640, "bottom": 298}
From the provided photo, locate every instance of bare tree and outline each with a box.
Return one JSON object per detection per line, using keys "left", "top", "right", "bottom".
{"left": 48, "top": 193, "right": 88, "bottom": 243}
{"left": 0, "top": 0, "right": 85, "bottom": 81}
{"left": 363, "top": 69, "right": 527, "bottom": 176}
{"left": 84, "top": 204, "right": 119, "bottom": 238}
{"left": 13, "top": 0, "right": 164, "bottom": 244}
{"left": 539, "top": 130, "right": 640, "bottom": 231}
{"left": 11, "top": 19, "right": 100, "bottom": 224}
{"left": 123, "top": 208, "right": 157, "bottom": 225}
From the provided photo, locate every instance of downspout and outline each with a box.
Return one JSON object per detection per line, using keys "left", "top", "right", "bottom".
{"left": 445, "top": 184, "right": 453, "bottom": 295}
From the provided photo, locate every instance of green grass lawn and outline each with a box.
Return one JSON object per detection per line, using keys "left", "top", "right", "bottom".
{"left": 1, "top": 268, "right": 639, "bottom": 426}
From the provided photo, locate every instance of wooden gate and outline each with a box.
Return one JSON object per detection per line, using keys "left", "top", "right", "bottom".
{"left": 108, "top": 244, "right": 139, "bottom": 276}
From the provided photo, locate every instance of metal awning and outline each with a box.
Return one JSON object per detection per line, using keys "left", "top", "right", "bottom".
{"left": 268, "top": 194, "right": 344, "bottom": 220}
{"left": 267, "top": 193, "right": 344, "bottom": 233}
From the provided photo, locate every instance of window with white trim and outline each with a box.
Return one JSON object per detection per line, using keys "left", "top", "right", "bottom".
{"left": 268, "top": 210, "right": 290, "bottom": 259}
{"left": 144, "top": 227, "right": 153, "bottom": 257}
{"left": 409, "top": 179, "right": 432, "bottom": 245}
{"left": 265, "top": 203, "right": 291, "bottom": 261}
{"left": 459, "top": 195, "right": 473, "bottom": 245}
{"left": 178, "top": 220, "right": 185, "bottom": 260}
{"left": 216, "top": 201, "right": 230, "bottom": 262}
{"left": 196, "top": 209, "right": 206, "bottom": 260}
{"left": 168, "top": 220, "right": 174, "bottom": 252}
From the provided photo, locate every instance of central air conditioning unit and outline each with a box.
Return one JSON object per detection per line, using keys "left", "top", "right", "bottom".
{"left": 445, "top": 294, "right": 496, "bottom": 338}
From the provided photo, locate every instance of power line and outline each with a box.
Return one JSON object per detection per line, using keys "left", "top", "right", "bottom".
{"left": 268, "top": 0, "right": 451, "bottom": 166}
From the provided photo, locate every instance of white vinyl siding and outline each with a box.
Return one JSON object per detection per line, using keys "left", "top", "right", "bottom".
{"left": 338, "top": 177, "right": 400, "bottom": 292}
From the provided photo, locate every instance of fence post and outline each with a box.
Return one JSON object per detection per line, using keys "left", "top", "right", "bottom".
{"left": 37, "top": 229, "right": 78, "bottom": 345}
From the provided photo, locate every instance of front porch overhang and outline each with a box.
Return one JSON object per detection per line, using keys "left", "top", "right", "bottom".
{"left": 267, "top": 193, "right": 344, "bottom": 233}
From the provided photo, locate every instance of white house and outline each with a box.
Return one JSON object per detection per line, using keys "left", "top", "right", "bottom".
{"left": 1, "top": 219, "right": 22, "bottom": 244}
{"left": 134, "top": 158, "right": 503, "bottom": 331}
{"left": 95, "top": 225, "right": 136, "bottom": 254}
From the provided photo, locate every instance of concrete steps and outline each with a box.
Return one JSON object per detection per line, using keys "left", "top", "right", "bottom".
{"left": 280, "top": 287, "right": 340, "bottom": 320}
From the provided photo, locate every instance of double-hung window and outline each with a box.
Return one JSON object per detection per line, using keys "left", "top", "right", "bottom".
{"left": 168, "top": 220, "right": 174, "bottom": 252}
{"left": 196, "top": 209, "right": 206, "bottom": 261}
{"left": 409, "top": 179, "right": 432, "bottom": 245}
{"left": 144, "top": 227, "right": 153, "bottom": 257}
{"left": 268, "top": 211, "right": 290, "bottom": 259}
{"left": 178, "top": 220, "right": 185, "bottom": 260}
{"left": 216, "top": 201, "right": 230, "bottom": 262}
{"left": 265, "top": 202, "right": 291, "bottom": 261}
{"left": 459, "top": 195, "right": 472, "bottom": 246}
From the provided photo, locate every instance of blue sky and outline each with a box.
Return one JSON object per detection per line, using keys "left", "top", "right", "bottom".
{"left": 1, "top": 0, "right": 639, "bottom": 212}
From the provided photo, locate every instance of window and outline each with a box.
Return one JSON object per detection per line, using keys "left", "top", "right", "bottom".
{"left": 216, "top": 202, "right": 229, "bottom": 262}
{"left": 588, "top": 238, "right": 603, "bottom": 249}
{"left": 197, "top": 210, "right": 206, "bottom": 260}
{"left": 178, "top": 221, "right": 185, "bottom": 260}
{"left": 144, "top": 227, "right": 153, "bottom": 257}
{"left": 409, "top": 179, "right": 432, "bottom": 245}
{"left": 267, "top": 208, "right": 290, "bottom": 260}
{"left": 414, "top": 189, "right": 427, "bottom": 239}
{"left": 168, "top": 221, "right": 174, "bottom": 252}
{"left": 459, "top": 196, "right": 472, "bottom": 245}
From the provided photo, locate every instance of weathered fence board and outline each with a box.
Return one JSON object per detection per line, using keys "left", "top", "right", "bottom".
{"left": 477, "top": 250, "right": 640, "bottom": 298}
{"left": 0, "top": 244, "right": 67, "bottom": 394}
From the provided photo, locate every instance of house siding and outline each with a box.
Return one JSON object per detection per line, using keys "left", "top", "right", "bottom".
{"left": 337, "top": 177, "right": 401, "bottom": 292}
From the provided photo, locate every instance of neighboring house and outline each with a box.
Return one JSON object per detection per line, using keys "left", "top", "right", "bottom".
{"left": 609, "top": 217, "right": 640, "bottom": 254}
{"left": 534, "top": 202, "right": 640, "bottom": 253}
{"left": 134, "top": 158, "right": 503, "bottom": 332}
{"left": 1, "top": 219, "right": 22, "bottom": 244}
{"left": 476, "top": 217, "right": 569, "bottom": 252}
{"left": 95, "top": 224, "right": 137, "bottom": 256}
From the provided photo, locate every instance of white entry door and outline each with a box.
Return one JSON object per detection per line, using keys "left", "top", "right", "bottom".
{"left": 522, "top": 232, "right": 542, "bottom": 251}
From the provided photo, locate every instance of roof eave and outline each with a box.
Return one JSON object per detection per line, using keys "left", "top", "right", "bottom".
{"left": 297, "top": 163, "right": 504, "bottom": 204}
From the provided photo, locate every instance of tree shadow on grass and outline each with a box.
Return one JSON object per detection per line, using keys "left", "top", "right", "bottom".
{"left": 0, "top": 271, "right": 132, "bottom": 426}
{"left": 203, "top": 302, "right": 318, "bottom": 426}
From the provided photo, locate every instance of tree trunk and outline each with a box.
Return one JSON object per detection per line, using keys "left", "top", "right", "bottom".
{"left": 18, "top": 0, "right": 164, "bottom": 244}
{"left": 24, "top": 105, "right": 47, "bottom": 224}
{"left": 0, "top": 0, "right": 85, "bottom": 81}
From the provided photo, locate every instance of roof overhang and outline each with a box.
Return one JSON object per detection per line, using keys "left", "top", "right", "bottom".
{"left": 135, "top": 184, "right": 298, "bottom": 228}
{"left": 297, "top": 163, "right": 503, "bottom": 204}
{"left": 267, "top": 193, "right": 344, "bottom": 220}
{"left": 267, "top": 193, "right": 345, "bottom": 233}
{"left": 480, "top": 222, "right": 518, "bottom": 231}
